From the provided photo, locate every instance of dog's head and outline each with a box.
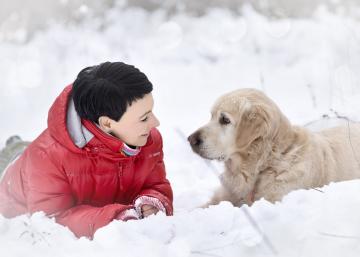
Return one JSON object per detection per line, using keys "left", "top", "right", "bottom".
{"left": 188, "top": 88, "right": 288, "bottom": 161}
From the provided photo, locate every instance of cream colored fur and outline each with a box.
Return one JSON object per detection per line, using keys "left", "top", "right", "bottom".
{"left": 188, "top": 88, "right": 360, "bottom": 207}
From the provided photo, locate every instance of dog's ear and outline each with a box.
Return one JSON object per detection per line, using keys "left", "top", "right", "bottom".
{"left": 236, "top": 104, "right": 272, "bottom": 150}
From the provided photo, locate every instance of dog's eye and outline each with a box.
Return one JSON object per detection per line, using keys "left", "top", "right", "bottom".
{"left": 219, "top": 114, "right": 231, "bottom": 125}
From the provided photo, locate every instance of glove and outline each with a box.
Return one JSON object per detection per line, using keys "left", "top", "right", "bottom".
{"left": 134, "top": 196, "right": 166, "bottom": 218}
{"left": 116, "top": 208, "right": 140, "bottom": 221}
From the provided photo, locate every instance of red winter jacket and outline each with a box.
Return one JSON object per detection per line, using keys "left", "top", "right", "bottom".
{"left": 0, "top": 85, "right": 173, "bottom": 238}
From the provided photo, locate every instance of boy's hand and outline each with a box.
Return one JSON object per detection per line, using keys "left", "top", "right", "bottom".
{"left": 141, "top": 204, "right": 159, "bottom": 218}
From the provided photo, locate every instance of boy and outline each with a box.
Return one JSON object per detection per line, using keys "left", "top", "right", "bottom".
{"left": 0, "top": 62, "right": 173, "bottom": 238}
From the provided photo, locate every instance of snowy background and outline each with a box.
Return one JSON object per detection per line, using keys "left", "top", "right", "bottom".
{"left": 1, "top": 0, "right": 360, "bottom": 256}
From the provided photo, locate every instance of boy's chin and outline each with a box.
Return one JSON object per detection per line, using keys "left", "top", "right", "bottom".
{"left": 130, "top": 138, "right": 147, "bottom": 147}
{"left": 137, "top": 140, "right": 147, "bottom": 147}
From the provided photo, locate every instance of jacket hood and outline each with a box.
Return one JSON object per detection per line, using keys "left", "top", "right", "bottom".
{"left": 48, "top": 85, "right": 94, "bottom": 153}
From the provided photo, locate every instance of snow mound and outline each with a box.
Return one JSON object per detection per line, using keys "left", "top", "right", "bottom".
{"left": 1, "top": 180, "right": 360, "bottom": 257}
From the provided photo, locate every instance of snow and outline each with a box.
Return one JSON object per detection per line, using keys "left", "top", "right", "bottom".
{"left": 1, "top": 181, "right": 360, "bottom": 256}
{"left": 1, "top": 4, "right": 360, "bottom": 257}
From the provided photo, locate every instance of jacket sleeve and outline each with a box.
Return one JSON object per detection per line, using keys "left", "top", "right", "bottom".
{"left": 25, "top": 147, "right": 131, "bottom": 238}
{"left": 135, "top": 131, "right": 173, "bottom": 215}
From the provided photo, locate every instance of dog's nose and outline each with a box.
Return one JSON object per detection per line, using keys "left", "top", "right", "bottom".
{"left": 188, "top": 131, "right": 203, "bottom": 147}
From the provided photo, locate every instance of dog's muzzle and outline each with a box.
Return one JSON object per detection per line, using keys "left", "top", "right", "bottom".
{"left": 188, "top": 131, "right": 203, "bottom": 152}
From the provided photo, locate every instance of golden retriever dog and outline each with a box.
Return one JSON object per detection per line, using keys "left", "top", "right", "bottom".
{"left": 188, "top": 88, "right": 360, "bottom": 207}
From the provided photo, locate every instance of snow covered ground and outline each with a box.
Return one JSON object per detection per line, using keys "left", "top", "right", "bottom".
{"left": 1, "top": 3, "right": 360, "bottom": 257}
{"left": 2, "top": 180, "right": 360, "bottom": 257}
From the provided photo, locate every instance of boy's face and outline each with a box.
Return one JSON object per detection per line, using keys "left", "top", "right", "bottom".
{"left": 101, "top": 93, "right": 160, "bottom": 147}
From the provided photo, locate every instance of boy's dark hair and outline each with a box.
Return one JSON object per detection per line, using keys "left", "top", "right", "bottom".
{"left": 72, "top": 62, "right": 153, "bottom": 123}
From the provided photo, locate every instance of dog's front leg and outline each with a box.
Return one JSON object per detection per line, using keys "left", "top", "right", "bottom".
{"left": 203, "top": 170, "right": 256, "bottom": 208}
{"left": 220, "top": 170, "right": 257, "bottom": 206}
{"left": 201, "top": 185, "right": 234, "bottom": 208}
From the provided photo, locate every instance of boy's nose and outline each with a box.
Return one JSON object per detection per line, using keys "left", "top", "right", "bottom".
{"left": 152, "top": 114, "right": 160, "bottom": 128}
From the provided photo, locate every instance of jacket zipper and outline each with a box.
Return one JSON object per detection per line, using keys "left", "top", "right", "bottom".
{"left": 88, "top": 223, "right": 94, "bottom": 240}
{"left": 119, "top": 164, "right": 123, "bottom": 191}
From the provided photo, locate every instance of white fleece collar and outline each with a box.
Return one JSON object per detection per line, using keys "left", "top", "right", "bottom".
{"left": 66, "top": 98, "right": 94, "bottom": 148}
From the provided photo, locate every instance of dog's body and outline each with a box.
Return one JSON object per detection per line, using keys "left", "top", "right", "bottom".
{"left": 188, "top": 89, "right": 360, "bottom": 206}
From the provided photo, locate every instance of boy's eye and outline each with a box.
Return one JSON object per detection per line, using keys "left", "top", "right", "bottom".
{"left": 141, "top": 117, "right": 148, "bottom": 122}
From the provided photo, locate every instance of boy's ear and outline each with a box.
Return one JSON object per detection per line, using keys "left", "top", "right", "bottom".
{"left": 98, "top": 116, "right": 112, "bottom": 133}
